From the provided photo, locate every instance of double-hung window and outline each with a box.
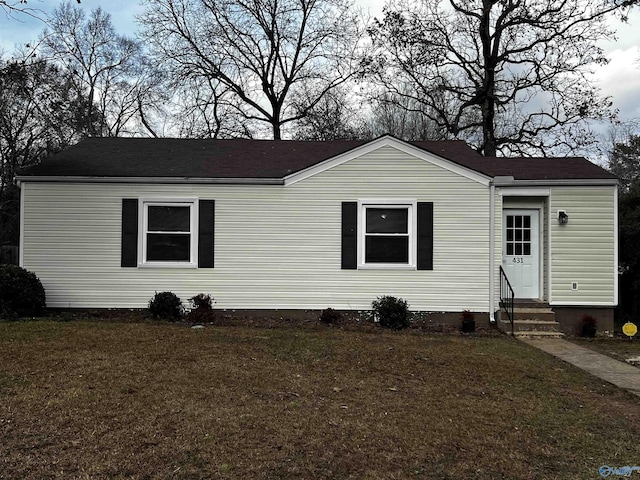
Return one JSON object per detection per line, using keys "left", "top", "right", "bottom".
{"left": 359, "top": 201, "right": 416, "bottom": 268}
{"left": 142, "top": 200, "right": 197, "bottom": 266}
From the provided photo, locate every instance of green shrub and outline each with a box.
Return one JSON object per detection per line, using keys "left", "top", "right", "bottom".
{"left": 189, "top": 293, "right": 214, "bottom": 311}
{"left": 0, "top": 264, "right": 46, "bottom": 318}
{"left": 371, "top": 295, "right": 410, "bottom": 330}
{"left": 319, "top": 308, "right": 342, "bottom": 325}
{"left": 186, "top": 293, "right": 216, "bottom": 323}
{"left": 148, "top": 291, "right": 183, "bottom": 320}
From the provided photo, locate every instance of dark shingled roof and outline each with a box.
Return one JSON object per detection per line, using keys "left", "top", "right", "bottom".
{"left": 18, "top": 137, "right": 616, "bottom": 181}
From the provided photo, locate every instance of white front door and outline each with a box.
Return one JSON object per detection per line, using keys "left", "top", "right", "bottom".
{"left": 502, "top": 209, "right": 540, "bottom": 299}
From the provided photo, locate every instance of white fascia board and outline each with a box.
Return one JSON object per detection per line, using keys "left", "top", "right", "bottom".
{"left": 14, "top": 176, "right": 284, "bottom": 185}
{"left": 284, "top": 135, "right": 492, "bottom": 186}
{"left": 493, "top": 178, "right": 618, "bottom": 187}
{"left": 499, "top": 187, "right": 550, "bottom": 197}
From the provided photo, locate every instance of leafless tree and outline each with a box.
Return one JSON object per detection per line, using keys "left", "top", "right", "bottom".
{"left": 139, "top": 0, "right": 365, "bottom": 139}
{"left": 0, "top": 0, "right": 75, "bottom": 20}
{"left": 607, "top": 120, "right": 640, "bottom": 190}
{"left": 368, "top": 0, "right": 637, "bottom": 156}
{"left": 0, "top": 55, "right": 86, "bottom": 244}
{"left": 165, "top": 77, "right": 255, "bottom": 139}
{"left": 364, "top": 91, "right": 450, "bottom": 141}
{"left": 41, "top": 1, "right": 162, "bottom": 137}
{"left": 291, "top": 86, "right": 368, "bottom": 140}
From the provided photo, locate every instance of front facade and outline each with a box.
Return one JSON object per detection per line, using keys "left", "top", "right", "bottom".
{"left": 17, "top": 136, "right": 618, "bottom": 332}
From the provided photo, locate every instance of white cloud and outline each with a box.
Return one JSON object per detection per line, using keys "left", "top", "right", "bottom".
{"left": 593, "top": 46, "right": 640, "bottom": 121}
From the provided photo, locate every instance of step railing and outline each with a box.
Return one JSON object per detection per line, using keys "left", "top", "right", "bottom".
{"left": 499, "top": 266, "right": 515, "bottom": 335}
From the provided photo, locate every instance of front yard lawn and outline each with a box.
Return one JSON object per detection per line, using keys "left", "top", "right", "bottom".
{"left": 1, "top": 320, "right": 640, "bottom": 479}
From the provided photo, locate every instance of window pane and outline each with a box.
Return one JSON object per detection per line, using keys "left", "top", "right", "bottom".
{"left": 506, "top": 229, "right": 513, "bottom": 241}
{"left": 523, "top": 243, "right": 531, "bottom": 256}
{"left": 366, "top": 208, "right": 408, "bottom": 234}
{"left": 365, "top": 236, "right": 409, "bottom": 263}
{"left": 147, "top": 234, "right": 190, "bottom": 261}
{"left": 507, "top": 216, "right": 513, "bottom": 228}
{"left": 515, "top": 243, "right": 522, "bottom": 255}
{"left": 515, "top": 229, "right": 522, "bottom": 241}
{"left": 524, "top": 216, "right": 531, "bottom": 228}
{"left": 148, "top": 206, "right": 190, "bottom": 232}
{"left": 506, "top": 243, "right": 514, "bottom": 256}
{"left": 515, "top": 216, "right": 522, "bottom": 228}
{"left": 523, "top": 230, "right": 531, "bottom": 242}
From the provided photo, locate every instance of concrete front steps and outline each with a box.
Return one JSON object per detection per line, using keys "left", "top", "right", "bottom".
{"left": 496, "top": 301, "right": 564, "bottom": 337}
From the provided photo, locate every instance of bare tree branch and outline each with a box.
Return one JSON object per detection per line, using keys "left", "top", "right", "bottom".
{"left": 367, "top": 0, "right": 636, "bottom": 156}
{"left": 140, "top": 0, "right": 365, "bottom": 139}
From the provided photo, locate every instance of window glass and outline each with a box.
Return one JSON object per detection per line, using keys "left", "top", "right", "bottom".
{"left": 144, "top": 202, "right": 193, "bottom": 263}
{"left": 362, "top": 204, "right": 412, "bottom": 266}
{"left": 147, "top": 234, "right": 190, "bottom": 261}
{"left": 366, "top": 208, "right": 408, "bottom": 234}
{"left": 148, "top": 206, "right": 190, "bottom": 232}
{"left": 365, "top": 237, "right": 409, "bottom": 263}
{"left": 505, "top": 214, "right": 533, "bottom": 258}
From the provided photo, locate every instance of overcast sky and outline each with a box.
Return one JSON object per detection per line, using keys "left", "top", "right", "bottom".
{"left": 1, "top": 0, "right": 639, "bottom": 131}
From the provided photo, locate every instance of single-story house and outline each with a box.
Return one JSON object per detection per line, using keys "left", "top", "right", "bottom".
{"left": 17, "top": 135, "right": 618, "bottom": 334}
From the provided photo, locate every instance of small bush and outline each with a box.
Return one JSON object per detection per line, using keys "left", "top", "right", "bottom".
{"left": 148, "top": 291, "right": 183, "bottom": 321}
{"left": 0, "top": 264, "right": 46, "bottom": 318}
{"left": 189, "top": 293, "right": 214, "bottom": 311}
{"left": 319, "top": 308, "right": 342, "bottom": 325}
{"left": 461, "top": 309, "right": 476, "bottom": 333}
{"left": 186, "top": 293, "right": 216, "bottom": 323}
{"left": 371, "top": 295, "right": 410, "bottom": 330}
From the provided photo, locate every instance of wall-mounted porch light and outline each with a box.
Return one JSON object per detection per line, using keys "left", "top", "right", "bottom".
{"left": 558, "top": 210, "right": 568, "bottom": 225}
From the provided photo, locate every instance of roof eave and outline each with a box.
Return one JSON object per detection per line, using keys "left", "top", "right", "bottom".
{"left": 15, "top": 175, "right": 285, "bottom": 186}
{"left": 492, "top": 178, "right": 618, "bottom": 187}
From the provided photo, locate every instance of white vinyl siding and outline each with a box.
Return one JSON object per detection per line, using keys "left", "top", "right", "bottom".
{"left": 21, "top": 145, "right": 493, "bottom": 311}
{"left": 549, "top": 186, "right": 616, "bottom": 305}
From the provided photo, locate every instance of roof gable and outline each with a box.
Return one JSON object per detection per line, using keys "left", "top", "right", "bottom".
{"left": 284, "top": 136, "right": 491, "bottom": 185}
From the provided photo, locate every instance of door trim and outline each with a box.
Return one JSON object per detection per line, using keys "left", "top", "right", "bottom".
{"left": 502, "top": 208, "right": 543, "bottom": 299}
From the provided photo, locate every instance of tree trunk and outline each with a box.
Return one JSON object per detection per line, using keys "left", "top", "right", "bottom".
{"left": 272, "top": 122, "right": 282, "bottom": 140}
{"left": 479, "top": 0, "right": 497, "bottom": 157}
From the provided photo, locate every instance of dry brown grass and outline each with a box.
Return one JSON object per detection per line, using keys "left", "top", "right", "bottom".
{"left": 2, "top": 319, "right": 640, "bottom": 479}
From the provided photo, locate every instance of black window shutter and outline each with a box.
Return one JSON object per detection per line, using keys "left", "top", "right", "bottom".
{"left": 121, "top": 199, "right": 138, "bottom": 267}
{"left": 198, "top": 200, "right": 215, "bottom": 268}
{"left": 341, "top": 202, "right": 357, "bottom": 269}
{"left": 417, "top": 202, "right": 434, "bottom": 270}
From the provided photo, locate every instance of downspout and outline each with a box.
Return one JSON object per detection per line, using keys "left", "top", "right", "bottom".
{"left": 489, "top": 180, "right": 496, "bottom": 322}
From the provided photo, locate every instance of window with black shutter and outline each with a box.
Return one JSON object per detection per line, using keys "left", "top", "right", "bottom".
{"left": 341, "top": 200, "right": 433, "bottom": 270}
{"left": 121, "top": 198, "right": 215, "bottom": 268}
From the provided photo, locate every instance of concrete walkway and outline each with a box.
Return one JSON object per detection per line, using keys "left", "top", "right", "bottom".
{"left": 521, "top": 337, "right": 640, "bottom": 397}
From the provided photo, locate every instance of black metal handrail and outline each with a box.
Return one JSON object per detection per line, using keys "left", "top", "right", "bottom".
{"left": 499, "top": 266, "right": 515, "bottom": 335}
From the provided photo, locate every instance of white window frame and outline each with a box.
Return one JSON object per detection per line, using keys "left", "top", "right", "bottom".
{"left": 358, "top": 199, "right": 417, "bottom": 270}
{"left": 139, "top": 198, "right": 198, "bottom": 268}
